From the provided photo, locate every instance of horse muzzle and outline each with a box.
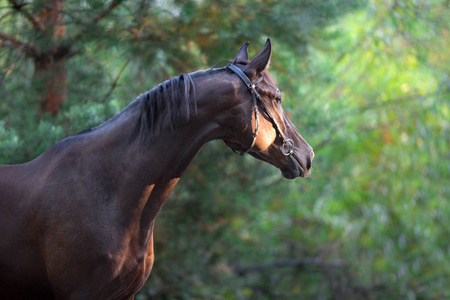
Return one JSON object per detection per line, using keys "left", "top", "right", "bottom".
{"left": 281, "top": 148, "right": 314, "bottom": 179}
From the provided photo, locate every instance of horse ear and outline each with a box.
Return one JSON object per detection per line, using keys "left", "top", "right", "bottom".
{"left": 233, "top": 41, "right": 249, "bottom": 63}
{"left": 247, "top": 38, "right": 272, "bottom": 74}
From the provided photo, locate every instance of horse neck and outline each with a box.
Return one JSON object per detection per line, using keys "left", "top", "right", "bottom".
{"left": 78, "top": 69, "right": 230, "bottom": 233}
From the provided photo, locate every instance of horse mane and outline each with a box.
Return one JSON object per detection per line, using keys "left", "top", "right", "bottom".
{"left": 132, "top": 73, "right": 197, "bottom": 143}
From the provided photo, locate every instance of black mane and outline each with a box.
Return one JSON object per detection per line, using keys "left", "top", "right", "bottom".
{"left": 132, "top": 73, "right": 197, "bottom": 143}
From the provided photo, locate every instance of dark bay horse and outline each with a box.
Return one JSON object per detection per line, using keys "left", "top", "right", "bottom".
{"left": 0, "top": 39, "right": 313, "bottom": 299}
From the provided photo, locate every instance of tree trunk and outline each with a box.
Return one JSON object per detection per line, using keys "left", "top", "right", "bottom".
{"left": 35, "top": 59, "right": 67, "bottom": 116}
{"left": 2, "top": 0, "right": 123, "bottom": 115}
{"left": 35, "top": 0, "right": 67, "bottom": 116}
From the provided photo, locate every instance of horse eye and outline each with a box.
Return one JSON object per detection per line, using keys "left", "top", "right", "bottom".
{"left": 275, "top": 90, "right": 282, "bottom": 102}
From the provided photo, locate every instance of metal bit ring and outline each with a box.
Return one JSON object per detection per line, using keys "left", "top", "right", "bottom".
{"left": 282, "top": 139, "right": 294, "bottom": 156}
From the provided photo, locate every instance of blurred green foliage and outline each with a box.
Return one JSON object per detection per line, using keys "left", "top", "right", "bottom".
{"left": 1, "top": 0, "right": 449, "bottom": 299}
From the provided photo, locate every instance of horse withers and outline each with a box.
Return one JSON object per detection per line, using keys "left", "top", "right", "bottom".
{"left": 0, "top": 39, "right": 313, "bottom": 299}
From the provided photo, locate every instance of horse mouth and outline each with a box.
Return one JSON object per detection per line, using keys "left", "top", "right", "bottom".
{"left": 281, "top": 151, "right": 310, "bottom": 179}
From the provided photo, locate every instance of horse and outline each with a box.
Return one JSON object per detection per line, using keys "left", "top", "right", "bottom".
{"left": 0, "top": 39, "right": 313, "bottom": 299}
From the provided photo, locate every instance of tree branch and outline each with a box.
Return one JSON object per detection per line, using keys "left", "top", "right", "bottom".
{"left": 8, "top": 0, "right": 45, "bottom": 31}
{"left": 99, "top": 58, "right": 130, "bottom": 103}
{"left": 70, "top": 0, "right": 126, "bottom": 42}
{"left": 232, "top": 258, "right": 347, "bottom": 275}
{"left": 0, "top": 31, "right": 39, "bottom": 57}
{"left": 92, "top": 0, "right": 124, "bottom": 23}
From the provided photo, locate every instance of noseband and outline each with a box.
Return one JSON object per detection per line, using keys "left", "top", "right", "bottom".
{"left": 227, "top": 64, "right": 294, "bottom": 156}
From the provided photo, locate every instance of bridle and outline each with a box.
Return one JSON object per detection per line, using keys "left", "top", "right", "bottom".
{"left": 227, "top": 64, "right": 294, "bottom": 156}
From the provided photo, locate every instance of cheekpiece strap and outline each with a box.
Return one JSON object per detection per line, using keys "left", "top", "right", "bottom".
{"left": 227, "top": 63, "right": 293, "bottom": 156}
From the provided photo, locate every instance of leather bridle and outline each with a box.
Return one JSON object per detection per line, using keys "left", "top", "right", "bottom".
{"left": 227, "top": 64, "right": 294, "bottom": 156}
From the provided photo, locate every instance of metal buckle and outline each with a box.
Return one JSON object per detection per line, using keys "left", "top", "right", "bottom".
{"left": 282, "top": 139, "right": 294, "bottom": 156}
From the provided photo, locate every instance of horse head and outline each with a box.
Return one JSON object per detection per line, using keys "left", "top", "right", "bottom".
{"left": 222, "top": 38, "right": 314, "bottom": 179}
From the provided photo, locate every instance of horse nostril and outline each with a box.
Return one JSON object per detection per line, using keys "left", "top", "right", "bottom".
{"left": 306, "top": 149, "right": 314, "bottom": 170}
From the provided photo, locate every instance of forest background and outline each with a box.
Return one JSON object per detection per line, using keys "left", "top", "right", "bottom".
{"left": 0, "top": 0, "right": 448, "bottom": 299}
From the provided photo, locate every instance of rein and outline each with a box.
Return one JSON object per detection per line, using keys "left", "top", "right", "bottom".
{"left": 227, "top": 64, "right": 294, "bottom": 156}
